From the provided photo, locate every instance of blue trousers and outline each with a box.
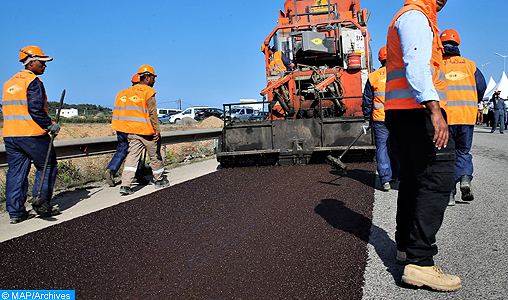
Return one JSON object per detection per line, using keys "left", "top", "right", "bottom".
{"left": 373, "top": 121, "right": 400, "bottom": 184}
{"left": 449, "top": 125, "right": 473, "bottom": 183}
{"left": 107, "top": 131, "right": 129, "bottom": 175}
{"left": 492, "top": 110, "right": 505, "bottom": 133}
{"left": 4, "top": 135, "right": 57, "bottom": 218}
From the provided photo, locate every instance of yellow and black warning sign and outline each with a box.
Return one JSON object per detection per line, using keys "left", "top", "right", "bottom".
{"left": 311, "top": 0, "right": 329, "bottom": 12}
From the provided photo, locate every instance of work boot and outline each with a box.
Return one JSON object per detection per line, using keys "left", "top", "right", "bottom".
{"left": 37, "top": 205, "right": 62, "bottom": 218}
{"left": 402, "top": 264, "right": 462, "bottom": 292}
{"left": 397, "top": 250, "right": 407, "bottom": 265}
{"left": 448, "top": 192, "right": 455, "bottom": 206}
{"left": 105, "top": 169, "right": 115, "bottom": 187}
{"left": 119, "top": 186, "right": 133, "bottom": 196}
{"left": 154, "top": 178, "right": 170, "bottom": 189}
{"left": 10, "top": 212, "right": 36, "bottom": 224}
{"left": 381, "top": 182, "right": 391, "bottom": 191}
{"left": 460, "top": 175, "right": 474, "bottom": 201}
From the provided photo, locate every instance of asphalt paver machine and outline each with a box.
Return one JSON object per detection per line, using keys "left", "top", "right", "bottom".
{"left": 218, "top": 0, "right": 376, "bottom": 167}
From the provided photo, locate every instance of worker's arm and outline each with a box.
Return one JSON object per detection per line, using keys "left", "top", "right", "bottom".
{"left": 396, "top": 11, "right": 439, "bottom": 105}
{"left": 475, "top": 67, "right": 487, "bottom": 101}
{"left": 281, "top": 52, "right": 293, "bottom": 71}
{"left": 361, "top": 79, "right": 374, "bottom": 120}
{"left": 424, "top": 100, "right": 449, "bottom": 150}
{"left": 27, "top": 78, "right": 53, "bottom": 130}
{"left": 146, "top": 95, "right": 161, "bottom": 141}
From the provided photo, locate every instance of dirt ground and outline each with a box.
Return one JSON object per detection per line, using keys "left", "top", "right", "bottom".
{"left": 0, "top": 116, "right": 223, "bottom": 143}
{"left": 0, "top": 117, "right": 224, "bottom": 210}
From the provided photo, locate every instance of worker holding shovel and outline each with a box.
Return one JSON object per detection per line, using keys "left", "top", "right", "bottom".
{"left": 2, "top": 46, "right": 61, "bottom": 224}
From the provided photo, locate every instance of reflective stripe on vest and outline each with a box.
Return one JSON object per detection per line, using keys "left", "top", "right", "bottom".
{"left": 385, "top": 2, "right": 447, "bottom": 111}
{"left": 443, "top": 56, "right": 478, "bottom": 124}
{"left": 269, "top": 51, "right": 287, "bottom": 72}
{"left": 111, "top": 85, "right": 156, "bottom": 135}
{"left": 2, "top": 70, "right": 48, "bottom": 137}
{"left": 369, "top": 67, "right": 387, "bottom": 121}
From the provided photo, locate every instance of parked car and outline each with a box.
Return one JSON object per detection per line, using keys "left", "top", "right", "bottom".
{"left": 194, "top": 108, "right": 224, "bottom": 121}
{"left": 158, "top": 111, "right": 181, "bottom": 124}
{"left": 249, "top": 111, "right": 269, "bottom": 121}
{"left": 157, "top": 108, "right": 180, "bottom": 118}
{"left": 224, "top": 107, "right": 256, "bottom": 122}
{"left": 168, "top": 106, "right": 210, "bottom": 123}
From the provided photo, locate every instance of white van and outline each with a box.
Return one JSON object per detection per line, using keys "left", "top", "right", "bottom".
{"left": 157, "top": 108, "right": 180, "bottom": 118}
{"left": 169, "top": 106, "right": 209, "bottom": 123}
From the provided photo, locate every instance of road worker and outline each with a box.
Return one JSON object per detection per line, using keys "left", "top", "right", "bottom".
{"left": 361, "top": 46, "right": 400, "bottom": 192}
{"left": 261, "top": 44, "right": 293, "bottom": 73}
{"left": 490, "top": 90, "right": 506, "bottom": 133}
{"left": 105, "top": 74, "right": 149, "bottom": 187}
{"left": 2, "top": 46, "right": 61, "bottom": 224}
{"left": 384, "top": 0, "right": 462, "bottom": 291}
{"left": 440, "top": 29, "right": 486, "bottom": 205}
{"left": 113, "top": 65, "right": 169, "bottom": 195}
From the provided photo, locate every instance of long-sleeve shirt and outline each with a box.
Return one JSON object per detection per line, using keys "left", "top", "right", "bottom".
{"left": 362, "top": 79, "right": 374, "bottom": 120}
{"left": 395, "top": 10, "right": 438, "bottom": 105}
{"left": 27, "top": 77, "right": 53, "bottom": 130}
{"left": 147, "top": 95, "right": 160, "bottom": 134}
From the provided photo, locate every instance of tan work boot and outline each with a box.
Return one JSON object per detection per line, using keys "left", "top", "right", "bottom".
{"left": 402, "top": 264, "right": 461, "bottom": 292}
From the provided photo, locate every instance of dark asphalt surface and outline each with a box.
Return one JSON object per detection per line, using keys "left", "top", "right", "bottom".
{"left": 0, "top": 163, "right": 376, "bottom": 299}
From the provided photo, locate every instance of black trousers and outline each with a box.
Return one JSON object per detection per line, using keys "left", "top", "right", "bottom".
{"left": 385, "top": 108, "right": 455, "bottom": 266}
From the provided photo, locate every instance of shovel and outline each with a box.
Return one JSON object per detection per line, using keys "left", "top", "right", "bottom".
{"left": 30, "top": 90, "right": 65, "bottom": 214}
{"left": 326, "top": 129, "right": 365, "bottom": 174}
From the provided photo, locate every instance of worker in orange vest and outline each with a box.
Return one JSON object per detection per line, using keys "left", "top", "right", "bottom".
{"left": 361, "top": 46, "right": 399, "bottom": 191}
{"left": 2, "top": 46, "right": 61, "bottom": 224}
{"left": 261, "top": 44, "right": 293, "bottom": 73}
{"left": 440, "top": 29, "right": 486, "bottom": 205}
{"left": 105, "top": 73, "right": 149, "bottom": 187}
{"left": 113, "top": 65, "right": 169, "bottom": 195}
{"left": 384, "top": 0, "right": 462, "bottom": 291}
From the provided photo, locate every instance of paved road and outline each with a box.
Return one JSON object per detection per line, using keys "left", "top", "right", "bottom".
{"left": 0, "top": 124, "right": 506, "bottom": 299}
{"left": 363, "top": 124, "right": 508, "bottom": 299}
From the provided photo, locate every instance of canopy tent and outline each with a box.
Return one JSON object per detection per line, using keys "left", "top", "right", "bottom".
{"left": 483, "top": 72, "right": 508, "bottom": 100}
{"left": 484, "top": 76, "right": 496, "bottom": 98}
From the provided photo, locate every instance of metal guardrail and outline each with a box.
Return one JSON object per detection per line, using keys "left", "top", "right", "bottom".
{"left": 0, "top": 128, "right": 223, "bottom": 167}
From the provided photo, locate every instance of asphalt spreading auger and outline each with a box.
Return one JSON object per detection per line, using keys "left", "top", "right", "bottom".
{"left": 217, "top": 0, "right": 376, "bottom": 168}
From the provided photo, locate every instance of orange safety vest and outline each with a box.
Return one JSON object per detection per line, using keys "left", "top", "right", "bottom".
{"left": 385, "top": 0, "right": 447, "bottom": 110}
{"left": 111, "top": 84, "right": 156, "bottom": 135}
{"left": 2, "top": 70, "right": 49, "bottom": 137}
{"left": 269, "top": 51, "right": 287, "bottom": 72}
{"left": 442, "top": 56, "right": 478, "bottom": 125}
{"left": 369, "top": 66, "right": 387, "bottom": 121}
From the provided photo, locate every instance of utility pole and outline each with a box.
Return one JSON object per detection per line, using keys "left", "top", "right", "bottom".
{"left": 178, "top": 98, "right": 181, "bottom": 110}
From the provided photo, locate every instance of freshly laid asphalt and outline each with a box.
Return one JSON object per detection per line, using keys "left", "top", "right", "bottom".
{"left": 0, "top": 125, "right": 507, "bottom": 299}
{"left": 0, "top": 163, "right": 376, "bottom": 299}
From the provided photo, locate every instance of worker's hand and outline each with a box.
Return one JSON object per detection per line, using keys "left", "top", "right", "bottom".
{"left": 153, "top": 132, "right": 161, "bottom": 142}
{"left": 290, "top": 63, "right": 295, "bottom": 68}
{"left": 362, "top": 120, "right": 370, "bottom": 134}
{"left": 46, "top": 123, "right": 60, "bottom": 136}
{"left": 426, "top": 101, "right": 448, "bottom": 150}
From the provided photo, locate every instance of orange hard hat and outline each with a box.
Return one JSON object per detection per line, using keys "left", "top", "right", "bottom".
{"left": 440, "top": 29, "right": 460, "bottom": 45}
{"left": 378, "top": 46, "right": 387, "bottom": 62}
{"left": 131, "top": 73, "right": 140, "bottom": 83}
{"left": 138, "top": 65, "right": 157, "bottom": 77}
{"left": 19, "top": 45, "right": 53, "bottom": 62}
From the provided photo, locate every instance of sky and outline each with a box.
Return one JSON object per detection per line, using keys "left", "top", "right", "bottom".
{"left": 1, "top": 0, "right": 507, "bottom": 111}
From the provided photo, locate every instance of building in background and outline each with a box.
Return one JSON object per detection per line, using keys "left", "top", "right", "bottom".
{"left": 60, "top": 108, "right": 79, "bottom": 118}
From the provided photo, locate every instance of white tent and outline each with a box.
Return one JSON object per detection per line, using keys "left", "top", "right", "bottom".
{"left": 484, "top": 76, "right": 496, "bottom": 98}
{"left": 483, "top": 72, "right": 508, "bottom": 100}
